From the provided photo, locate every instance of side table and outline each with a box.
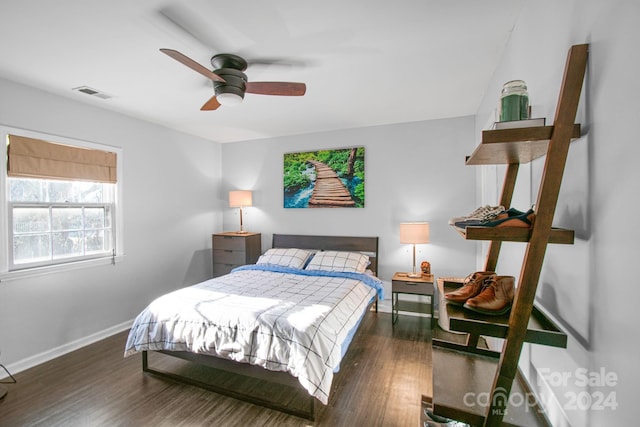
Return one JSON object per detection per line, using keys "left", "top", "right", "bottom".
{"left": 392, "top": 272, "right": 435, "bottom": 328}
{"left": 212, "top": 232, "right": 261, "bottom": 277}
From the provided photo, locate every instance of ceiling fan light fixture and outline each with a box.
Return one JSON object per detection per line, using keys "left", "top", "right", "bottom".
{"left": 160, "top": 49, "right": 307, "bottom": 111}
{"left": 217, "top": 92, "right": 244, "bottom": 106}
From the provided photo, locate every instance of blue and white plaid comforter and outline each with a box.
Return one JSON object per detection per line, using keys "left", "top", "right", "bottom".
{"left": 124, "top": 265, "right": 383, "bottom": 404}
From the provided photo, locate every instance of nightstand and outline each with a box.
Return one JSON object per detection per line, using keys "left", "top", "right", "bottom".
{"left": 392, "top": 272, "right": 435, "bottom": 328}
{"left": 212, "top": 232, "right": 261, "bottom": 277}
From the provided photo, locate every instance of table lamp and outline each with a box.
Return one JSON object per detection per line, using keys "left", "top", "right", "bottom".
{"left": 229, "top": 190, "right": 252, "bottom": 233}
{"left": 400, "top": 222, "right": 430, "bottom": 278}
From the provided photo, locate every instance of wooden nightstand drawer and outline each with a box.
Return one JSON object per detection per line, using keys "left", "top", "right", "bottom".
{"left": 213, "top": 249, "right": 247, "bottom": 265}
{"left": 213, "top": 263, "right": 236, "bottom": 277}
{"left": 392, "top": 280, "right": 434, "bottom": 295}
{"left": 212, "top": 235, "right": 248, "bottom": 251}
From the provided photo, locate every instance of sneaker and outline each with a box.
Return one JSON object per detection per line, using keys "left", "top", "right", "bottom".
{"left": 479, "top": 208, "right": 535, "bottom": 228}
{"left": 423, "top": 409, "right": 470, "bottom": 426}
{"left": 448, "top": 205, "right": 505, "bottom": 226}
{"left": 453, "top": 207, "right": 527, "bottom": 231}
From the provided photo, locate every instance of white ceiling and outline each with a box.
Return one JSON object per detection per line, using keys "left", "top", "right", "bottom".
{"left": 0, "top": 0, "right": 523, "bottom": 143}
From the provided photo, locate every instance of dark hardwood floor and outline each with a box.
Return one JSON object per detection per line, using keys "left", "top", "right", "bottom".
{"left": 0, "top": 312, "right": 433, "bottom": 427}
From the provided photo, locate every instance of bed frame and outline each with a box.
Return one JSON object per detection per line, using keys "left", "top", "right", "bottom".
{"left": 141, "top": 234, "right": 379, "bottom": 421}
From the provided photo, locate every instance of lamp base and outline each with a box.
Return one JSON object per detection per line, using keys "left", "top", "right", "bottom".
{"left": 235, "top": 230, "right": 249, "bottom": 234}
{"left": 407, "top": 272, "right": 422, "bottom": 278}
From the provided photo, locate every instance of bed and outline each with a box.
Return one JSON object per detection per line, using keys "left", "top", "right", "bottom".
{"left": 124, "top": 234, "right": 383, "bottom": 420}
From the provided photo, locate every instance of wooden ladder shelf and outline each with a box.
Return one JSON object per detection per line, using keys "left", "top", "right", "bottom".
{"left": 432, "top": 44, "right": 589, "bottom": 426}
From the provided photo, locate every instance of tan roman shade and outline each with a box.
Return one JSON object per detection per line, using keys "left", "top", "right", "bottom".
{"left": 7, "top": 134, "right": 117, "bottom": 183}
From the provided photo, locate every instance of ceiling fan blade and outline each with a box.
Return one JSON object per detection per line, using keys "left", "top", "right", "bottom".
{"left": 160, "top": 48, "right": 225, "bottom": 83}
{"left": 200, "top": 95, "right": 221, "bottom": 111}
{"left": 245, "top": 82, "right": 306, "bottom": 96}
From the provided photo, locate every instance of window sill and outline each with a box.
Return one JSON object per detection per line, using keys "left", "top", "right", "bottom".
{"left": 0, "top": 255, "right": 125, "bottom": 282}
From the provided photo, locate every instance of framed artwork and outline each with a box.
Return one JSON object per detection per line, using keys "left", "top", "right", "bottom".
{"left": 284, "top": 146, "right": 364, "bottom": 208}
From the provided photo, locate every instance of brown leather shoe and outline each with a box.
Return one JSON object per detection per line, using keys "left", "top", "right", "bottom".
{"left": 463, "top": 275, "right": 515, "bottom": 315}
{"left": 444, "top": 271, "right": 496, "bottom": 305}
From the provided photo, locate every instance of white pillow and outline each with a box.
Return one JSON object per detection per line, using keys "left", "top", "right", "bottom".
{"left": 256, "top": 248, "right": 313, "bottom": 269}
{"left": 305, "top": 251, "right": 370, "bottom": 273}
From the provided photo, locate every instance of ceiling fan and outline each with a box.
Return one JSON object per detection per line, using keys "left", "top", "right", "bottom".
{"left": 160, "top": 48, "right": 306, "bottom": 110}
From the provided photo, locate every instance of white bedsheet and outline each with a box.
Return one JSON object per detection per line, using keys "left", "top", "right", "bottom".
{"left": 124, "top": 266, "right": 380, "bottom": 404}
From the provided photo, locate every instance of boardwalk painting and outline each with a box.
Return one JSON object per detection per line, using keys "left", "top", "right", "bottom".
{"left": 284, "top": 147, "right": 364, "bottom": 208}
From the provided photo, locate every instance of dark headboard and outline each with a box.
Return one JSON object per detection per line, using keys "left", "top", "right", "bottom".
{"left": 272, "top": 234, "right": 379, "bottom": 275}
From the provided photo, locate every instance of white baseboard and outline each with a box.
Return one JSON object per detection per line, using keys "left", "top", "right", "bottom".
{"left": 1, "top": 320, "right": 133, "bottom": 379}
{"left": 377, "top": 299, "right": 437, "bottom": 319}
{"left": 530, "top": 367, "right": 572, "bottom": 427}
{"left": 377, "top": 299, "right": 391, "bottom": 313}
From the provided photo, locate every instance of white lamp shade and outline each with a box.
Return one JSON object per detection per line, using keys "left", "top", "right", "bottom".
{"left": 399, "top": 222, "right": 430, "bottom": 244}
{"left": 229, "top": 190, "right": 253, "bottom": 207}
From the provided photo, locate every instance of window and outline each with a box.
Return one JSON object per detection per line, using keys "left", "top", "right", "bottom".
{"left": 9, "top": 179, "right": 114, "bottom": 268}
{"left": 1, "top": 126, "right": 123, "bottom": 276}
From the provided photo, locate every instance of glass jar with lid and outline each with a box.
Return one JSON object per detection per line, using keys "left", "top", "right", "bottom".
{"left": 499, "top": 80, "right": 529, "bottom": 122}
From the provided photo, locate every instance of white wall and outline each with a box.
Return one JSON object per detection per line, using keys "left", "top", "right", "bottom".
{"left": 0, "top": 78, "right": 481, "bottom": 373}
{"left": 475, "top": 0, "right": 639, "bottom": 425}
{"left": 0, "top": 78, "right": 222, "bottom": 371}
{"left": 220, "top": 117, "right": 479, "bottom": 308}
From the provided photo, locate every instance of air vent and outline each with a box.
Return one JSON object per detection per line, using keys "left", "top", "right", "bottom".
{"left": 72, "top": 86, "right": 113, "bottom": 100}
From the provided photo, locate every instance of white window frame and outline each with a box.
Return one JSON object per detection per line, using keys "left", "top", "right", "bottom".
{"left": 9, "top": 202, "right": 115, "bottom": 269}
{"left": 0, "top": 125, "right": 124, "bottom": 281}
